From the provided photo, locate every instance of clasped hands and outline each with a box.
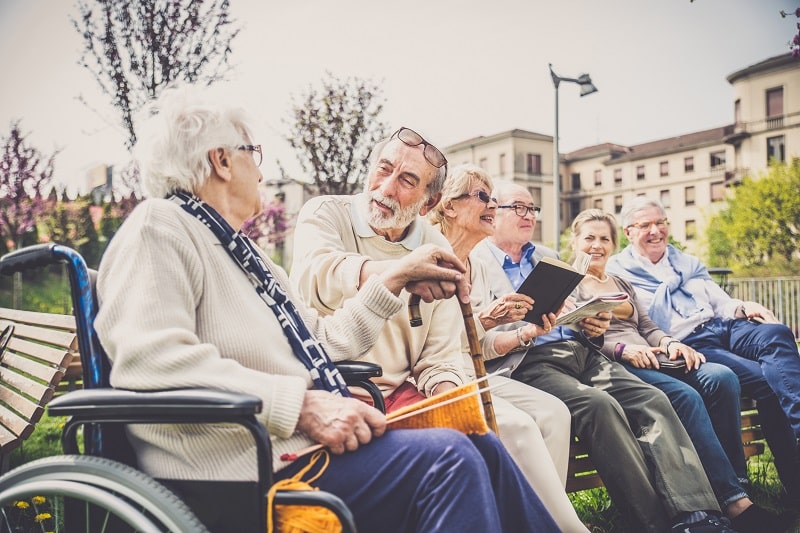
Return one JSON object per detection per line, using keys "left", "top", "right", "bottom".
{"left": 620, "top": 341, "right": 705, "bottom": 372}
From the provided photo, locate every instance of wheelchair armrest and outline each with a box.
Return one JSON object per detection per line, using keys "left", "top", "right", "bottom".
{"left": 48, "top": 388, "right": 262, "bottom": 420}
{"left": 336, "top": 361, "right": 386, "bottom": 413}
{"left": 335, "top": 360, "right": 382, "bottom": 381}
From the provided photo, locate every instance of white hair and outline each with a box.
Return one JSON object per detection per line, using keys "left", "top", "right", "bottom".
{"left": 134, "top": 84, "right": 255, "bottom": 199}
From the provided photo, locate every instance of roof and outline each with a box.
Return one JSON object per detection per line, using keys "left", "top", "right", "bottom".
{"left": 727, "top": 53, "right": 798, "bottom": 84}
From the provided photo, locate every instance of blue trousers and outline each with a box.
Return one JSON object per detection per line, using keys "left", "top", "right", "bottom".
{"left": 276, "top": 429, "right": 559, "bottom": 533}
{"left": 625, "top": 362, "right": 748, "bottom": 508}
{"left": 684, "top": 317, "right": 800, "bottom": 496}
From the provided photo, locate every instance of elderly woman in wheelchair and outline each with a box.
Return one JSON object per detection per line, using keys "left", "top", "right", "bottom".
{"left": 16, "top": 84, "right": 557, "bottom": 533}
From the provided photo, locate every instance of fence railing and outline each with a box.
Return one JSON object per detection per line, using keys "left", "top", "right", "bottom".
{"left": 726, "top": 277, "right": 800, "bottom": 341}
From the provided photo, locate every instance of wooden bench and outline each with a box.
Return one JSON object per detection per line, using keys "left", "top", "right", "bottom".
{"left": 0, "top": 306, "right": 78, "bottom": 472}
{"left": 565, "top": 396, "right": 766, "bottom": 492}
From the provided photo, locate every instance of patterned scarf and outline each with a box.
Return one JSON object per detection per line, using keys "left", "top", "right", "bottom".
{"left": 170, "top": 190, "right": 350, "bottom": 396}
{"left": 606, "top": 244, "right": 711, "bottom": 331}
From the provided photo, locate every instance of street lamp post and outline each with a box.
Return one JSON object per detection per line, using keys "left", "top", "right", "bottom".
{"left": 549, "top": 63, "right": 598, "bottom": 254}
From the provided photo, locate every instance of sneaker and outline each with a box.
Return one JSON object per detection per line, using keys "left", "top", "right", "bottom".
{"left": 671, "top": 514, "right": 736, "bottom": 533}
{"left": 730, "top": 504, "right": 798, "bottom": 533}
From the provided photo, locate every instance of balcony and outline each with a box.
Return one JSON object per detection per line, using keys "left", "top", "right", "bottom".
{"left": 724, "top": 167, "right": 750, "bottom": 187}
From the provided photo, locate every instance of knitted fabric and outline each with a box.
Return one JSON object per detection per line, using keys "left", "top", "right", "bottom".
{"left": 386, "top": 381, "right": 490, "bottom": 435}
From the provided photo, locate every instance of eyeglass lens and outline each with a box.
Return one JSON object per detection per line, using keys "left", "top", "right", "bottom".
{"left": 393, "top": 127, "right": 448, "bottom": 169}
{"left": 631, "top": 219, "right": 668, "bottom": 230}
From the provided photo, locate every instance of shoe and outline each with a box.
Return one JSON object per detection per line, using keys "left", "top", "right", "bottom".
{"left": 730, "top": 504, "right": 798, "bottom": 533}
{"left": 671, "top": 514, "right": 736, "bottom": 533}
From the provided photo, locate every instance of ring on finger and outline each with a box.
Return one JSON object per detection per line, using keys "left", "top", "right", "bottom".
{"left": 515, "top": 302, "right": 521, "bottom": 309}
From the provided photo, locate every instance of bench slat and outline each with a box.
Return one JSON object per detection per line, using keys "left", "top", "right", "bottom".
{"left": 0, "top": 321, "right": 78, "bottom": 351}
{"left": 0, "top": 387, "right": 43, "bottom": 420}
{"left": 0, "top": 402, "right": 33, "bottom": 440}
{"left": 0, "top": 309, "right": 75, "bottom": 331}
{"left": 4, "top": 337, "right": 73, "bottom": 368}
{"left": 0, "top": 367, "right": 51, "bottom": 404}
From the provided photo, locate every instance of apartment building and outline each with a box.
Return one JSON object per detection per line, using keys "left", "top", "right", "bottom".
{"left": 443, "top": 53, "right": 800, "bottom": 254}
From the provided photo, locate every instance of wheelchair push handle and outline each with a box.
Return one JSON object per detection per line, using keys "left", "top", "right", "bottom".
{"left": 0, "top": 243, "right": 63, "bottom": 275}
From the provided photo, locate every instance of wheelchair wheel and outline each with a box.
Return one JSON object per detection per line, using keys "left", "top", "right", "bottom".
{"left": 0, "top": 455, "right": 209, "bottom": 532}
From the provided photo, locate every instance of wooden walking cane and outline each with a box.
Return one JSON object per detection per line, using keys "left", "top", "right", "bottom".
{"left": 408, "top": 294, "right": 500, "bottom": 434}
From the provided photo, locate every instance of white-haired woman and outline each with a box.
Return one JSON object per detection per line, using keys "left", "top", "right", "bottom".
{"left": 94, "top": 85, "right": 559, "bottom": 532}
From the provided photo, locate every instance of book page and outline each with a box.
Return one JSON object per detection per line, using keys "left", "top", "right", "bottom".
{"left": 556, "top": 292, "right": 629, "bottom": 329}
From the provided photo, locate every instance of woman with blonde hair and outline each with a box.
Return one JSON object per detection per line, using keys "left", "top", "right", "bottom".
{"left": 430, "top": 164, "right": 588, "bottom": 532}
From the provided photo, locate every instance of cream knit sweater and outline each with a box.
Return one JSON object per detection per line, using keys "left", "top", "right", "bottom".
{"left": 95, "top": 199, "right": 403, "bottom": 480}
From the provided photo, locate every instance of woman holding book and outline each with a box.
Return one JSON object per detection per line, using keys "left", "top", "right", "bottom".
{"left": 430, "top": 164, "right": 589, "bottom": 532}
{"left": 570, "top": 208, "right": 793, "bottom": 532}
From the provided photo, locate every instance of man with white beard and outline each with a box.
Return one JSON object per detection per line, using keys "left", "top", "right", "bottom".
{"left": 290, "top": 127, "right": 587, "bottom": 532}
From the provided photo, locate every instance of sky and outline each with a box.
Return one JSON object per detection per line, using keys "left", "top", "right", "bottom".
{"left": 0, "top": 0, "right": 796, "bottom": 195}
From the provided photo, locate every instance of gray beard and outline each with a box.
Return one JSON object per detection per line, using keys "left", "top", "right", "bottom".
{"left": 365, "top": 192, "right": 427, "bottom": 232}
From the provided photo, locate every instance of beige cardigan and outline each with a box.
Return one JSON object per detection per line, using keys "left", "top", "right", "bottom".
{"left": 95, "top": 199, "right": 403, "bottom": 480}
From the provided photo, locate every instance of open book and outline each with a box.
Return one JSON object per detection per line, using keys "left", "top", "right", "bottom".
{"left": 556, "top": 292, "right": 629, "bottom": 329}
{"left": 517, "top": 251, "right": 590, "bottom": 326}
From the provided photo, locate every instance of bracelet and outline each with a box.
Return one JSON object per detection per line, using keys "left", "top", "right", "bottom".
{"left": 516, "top": 328, "right": 532, "bottom": 348}
{"left": 613, "top": 343, "right": 626, "bottom": 360}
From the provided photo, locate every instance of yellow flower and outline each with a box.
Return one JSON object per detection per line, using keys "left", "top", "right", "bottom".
{"left": 34, "top": 512, "right": 52, "bottom": 522}
{"left": 14, "top": 500, "right": 29, "bottom": 509}
{"left": 31, "top": 495, "right": 46, "bottom": 505}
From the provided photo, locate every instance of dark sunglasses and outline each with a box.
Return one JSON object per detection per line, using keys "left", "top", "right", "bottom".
{"left": 391, "top": 127, "right": 448, "bottom": 169}
{"left": 457, "top": 190, "right": 497, "bottom": 204}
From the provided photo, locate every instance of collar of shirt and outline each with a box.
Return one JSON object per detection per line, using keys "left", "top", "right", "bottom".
{"left": 351, "top": 193, "right": 424, "bottom": 250}
{"left": 488, "top": 241, "right": 535, "bottom": 291}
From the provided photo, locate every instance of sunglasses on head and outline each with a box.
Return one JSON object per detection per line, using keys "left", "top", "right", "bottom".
{"left": 391, "top": 127, "right": 448, "bottom": 170}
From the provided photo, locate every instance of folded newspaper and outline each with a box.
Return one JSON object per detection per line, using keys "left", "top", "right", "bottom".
{"left": 556, "top": 292, "right": 629, "bottom": 329}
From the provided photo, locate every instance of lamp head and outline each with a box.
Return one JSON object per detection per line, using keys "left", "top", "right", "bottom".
{"left": 577, "top": 74, "right": 598, "bottom": 96}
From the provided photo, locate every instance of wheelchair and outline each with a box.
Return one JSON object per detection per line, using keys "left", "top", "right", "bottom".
{"left": 0, "top": 244, "right": 384, "bottom": 532}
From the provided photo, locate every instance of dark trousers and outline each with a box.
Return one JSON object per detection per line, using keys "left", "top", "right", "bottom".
{"left": 276, "top": 428, "right": 560, "bottom": 533}
{"left": 684, "top": 317, "right": 800, "bottom": 496}
{"left": 512, "top": 340, "right": 719, "bottom": 532}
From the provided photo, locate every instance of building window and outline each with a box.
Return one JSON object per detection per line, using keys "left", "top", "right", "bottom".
{"left": 685, "top": 220, "right": 696, "bottom": 241}
{"left": 767, "top": 135, "right": 785, "bottom": 163}
{"left": 614, "top": 168, "right": 622, "bottom": 186}
{"left": 710, "top": 181, "right": 725, "bottom": 202}
{"left": 636, "top": 165, "right": 645, "bottom": 180}
{"left": 710, "top": 151, "right": 726, "bottom": 169}
{"left": 526, "top": 153, "right": 541, "bottom": 175}
{"left": 684, "top": 156, "right": 694, "bottom": 173}
{"left": 734, "top": 99, "right": 741, "bottom": 126}
{"left": 660, "top": 190, "right": 671, "bottom": 208}
{"left": 614, "top": 195, "right": 623, "bottom": 214}
{"left": 499, "top": 153, "right": 506, "bottom": 175}
{"left": 685, "top": 186, "right": 695, "bottom": 206}
{"left": 593, "top": 198, "right": 603, "bottom": 210}
{"left": 529, "top": 187, "right": 542, "bottom": 207}
{"left": 659, "top": 161, "right": 668, "bottom": 177}
{"left": 594, "top": 169, "right": 602, "bottom": 187}
{"left": 767, "top": 87, "right": 784, "bottom": 117}
{"left": 571, "top": 173, "right": 581, "bottom": 191}
{"left": 479, "top": 157, "right": 488, "bottom": 170}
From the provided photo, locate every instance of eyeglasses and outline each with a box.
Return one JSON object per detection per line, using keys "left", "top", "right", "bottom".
{"left": 498, "top": 204, "right": 541, "bottom": 218}
{"left": 457, "top": 190, "right": 497, "bottom": 204}
{"left": 391, "top": 127, "right": 448, "bottom": 170}
{"left": 627, "top": 218, "right": 669, "bottom": 231}
{"left": 238, "top": 144, "right": 263, "bottom": 167}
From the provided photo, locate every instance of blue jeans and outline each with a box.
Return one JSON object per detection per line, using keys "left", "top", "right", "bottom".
{"left": 276, "top": 429, "right": 559, "bottom": 533}
{"left": 684, "top": 317, "right": 800, "bottom": 496}
{"left": 625, "top": 363, "right": 748, "bottom": 508}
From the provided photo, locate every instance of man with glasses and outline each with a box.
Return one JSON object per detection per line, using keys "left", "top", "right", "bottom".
{"left": 472, "top": 182, "right": 733, "bottom": 532}
{"left": 608, "top": 196, "right": 800, "bottom": 510}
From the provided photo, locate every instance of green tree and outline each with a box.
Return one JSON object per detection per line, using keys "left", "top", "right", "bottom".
{"left": 706, "top": 160, "right": 800, "bottom": 272}
{"left": 72, "top": 0, "right": 240, "bottom": 150}
{"left": 282, "top": 73, "right": 388, "bottom": 196}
